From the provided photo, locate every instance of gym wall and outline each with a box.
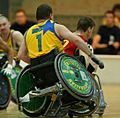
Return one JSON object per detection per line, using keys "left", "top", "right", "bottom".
{"left": 9, "top": 0, "right": 120, "bottom": 31}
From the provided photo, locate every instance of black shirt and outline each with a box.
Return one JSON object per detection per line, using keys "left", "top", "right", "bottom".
{"left": 97, "top": 25, "right": 120, "bottom": 44}
{"left": 11, "top": 20, "right": 36, "bottom": 35}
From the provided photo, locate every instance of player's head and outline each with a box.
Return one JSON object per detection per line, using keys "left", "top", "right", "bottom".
{"left": 36, "top": 4, "right": 53, "bottom": 21}
{"left": 15, "top": 9, "right": 27, "bottom": 25}
{"left": 104, "top": 10, "right": 114, "bottom": 26}
{"left": 77, "top": 16, "right": 95, "bottom": 38}
{"left": 0, "top": 15, "right": 10, "bottom": 33}
{"left": 112, "top": 4, "right": 120, "bottom": 18}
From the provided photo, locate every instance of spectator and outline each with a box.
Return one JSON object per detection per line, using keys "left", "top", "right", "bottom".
{"left": 112, "top": 3, "right": 120, "bottom": 28}
{"left": 92, "top": 10, "right": 120, "bottom": 55}
{"left": 11, "top": 9, "right": 36, "bottom": 35}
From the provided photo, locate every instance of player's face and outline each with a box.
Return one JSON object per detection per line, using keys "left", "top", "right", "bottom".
{"left": 16, "top": 12, "right": 27, "bottom": 25}
{"left": 87, "top": 27, "right": 94, "bottom": 39}
{"left": 0, "top": 18, "right": 10, "bottom": 33}
{"left": 105, "top": 13, "right": 114, "bottom": 26}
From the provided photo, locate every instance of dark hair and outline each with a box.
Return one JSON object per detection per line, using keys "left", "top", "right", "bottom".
{"left": 77, "top": 16, "right": 95, "bottom": 32}
{"left": 105, "top": 10, "right": 114, "bottom": 15}
{"left": 16, "top": 9, "right": 26, "bottom": 15}
{"left": 36, "top": 4, "right": 52, "bottom": 20}
{"left": 112, "top": 4, "right": 120, "bottom": 13}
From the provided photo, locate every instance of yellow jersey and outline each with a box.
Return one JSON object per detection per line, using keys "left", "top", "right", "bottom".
{"left": 0, "top": 30, "right": 18, "bottom": 56}
{"left": 26, "top": 20, "right": 64, "bottom": 58}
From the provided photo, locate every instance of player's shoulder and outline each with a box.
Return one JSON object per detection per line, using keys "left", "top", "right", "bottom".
{"left": 11, "top": 30, "right": 23, "bottom": 37}
{"left": 54, "top": 23, "right": 67, "bottom": 32}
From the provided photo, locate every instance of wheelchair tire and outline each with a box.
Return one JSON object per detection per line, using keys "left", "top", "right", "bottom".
{"left": 69, "top": 76, "right": 100, "bottom": 117}
{"left": 0, "top": 73, "right": 11, "bottom": 109}
{"left": 55, "top": 53, "right": 94, "bottom": 100}
{"left": 16, "top": 65, "right": 51, "bottom": 117}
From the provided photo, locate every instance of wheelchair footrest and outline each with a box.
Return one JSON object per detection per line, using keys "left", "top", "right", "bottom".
{"left": 19, "top": 83, "right": 63, "bottom": 103}
{"left": 29, "top": 85, "right": 59, "bottom": 97}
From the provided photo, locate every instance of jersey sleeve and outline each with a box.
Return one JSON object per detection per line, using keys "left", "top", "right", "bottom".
{"left": 64, "top": 40, "right": 77, "bottom": 56}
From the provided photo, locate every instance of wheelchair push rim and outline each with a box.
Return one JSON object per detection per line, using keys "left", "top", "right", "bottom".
{"left": 16, "top": 65, "right": 50, "bottom": 117}
{"left": 54, "top": 53, "right": 94, "bottom": 100}
{"left": 69, "top": 77, "right": 100, "bottom": 117}
{"left": 0, "top": 72, "right": 11, "bottom": 109}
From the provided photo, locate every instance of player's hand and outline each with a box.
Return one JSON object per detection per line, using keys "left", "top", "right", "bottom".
{"left": 2, "top": 64, "right": 13, "bottom": 76}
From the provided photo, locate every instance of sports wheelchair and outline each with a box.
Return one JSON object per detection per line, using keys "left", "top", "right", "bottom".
{"left": 0, "top": 52, "right": 21, "bottom": 109}
{"left": 16, "top": 53, "right": 106, "bottom": 117}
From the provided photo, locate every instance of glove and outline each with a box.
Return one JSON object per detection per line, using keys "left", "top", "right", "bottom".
{"left": 87, "top": 44, "right": 94, "bottom": 53}
{"left": 2, "top": 64, "right": 13, "bottom": 75}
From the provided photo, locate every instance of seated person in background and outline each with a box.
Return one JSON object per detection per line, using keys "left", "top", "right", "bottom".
{"left": 112, "top": 4, "right": 120, "bottom": 54}
{"left": 11, "top": 9, "right": 36, "bottom": 35}
{"left": 92, "top": 10, "right": 120, "bottom": 55}
{"left": 112, "top": 3, "right": 120, "bottom": 28}
{"left": 0, "top": 15, "right": 23, "bottom": 57}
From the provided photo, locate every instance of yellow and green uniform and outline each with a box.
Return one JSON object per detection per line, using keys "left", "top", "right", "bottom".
{"left": 0, "top": 30, "right": 18, "bottom": 56}
{"left": 26, "top": 20, "right": 64, "bottom": 59}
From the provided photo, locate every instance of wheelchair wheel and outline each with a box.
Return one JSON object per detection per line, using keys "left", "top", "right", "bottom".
{"left": 16, "top": 65, "right": 51, "bottom": 117}
{"left": 69, "top": 76, "right": 100, "bottom": 117}
{"left": 0, "top": 72, "right": 11, "bottom": 109}
{"left": 55, "top": 53, "right": 94, "bottom": 100}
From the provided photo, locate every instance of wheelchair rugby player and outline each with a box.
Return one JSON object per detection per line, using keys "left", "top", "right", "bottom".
{"left": 17, "top": 4, "right": 105, "bottom": 117}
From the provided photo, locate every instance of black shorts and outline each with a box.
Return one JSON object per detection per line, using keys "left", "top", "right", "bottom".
{"left": 30, "top": 49, "right": 59, "bottom": 88}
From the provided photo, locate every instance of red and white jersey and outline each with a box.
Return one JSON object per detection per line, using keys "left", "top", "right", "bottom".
{"left": 64, "top": 35, "right": 88, "bottom": 56}
{"left": 64, "top": 35, "right": 97, "bottom": 71}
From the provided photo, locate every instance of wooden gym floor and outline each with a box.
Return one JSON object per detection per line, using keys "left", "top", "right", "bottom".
{"left": 0, "top": 84, "right": 120, "bottom": 118}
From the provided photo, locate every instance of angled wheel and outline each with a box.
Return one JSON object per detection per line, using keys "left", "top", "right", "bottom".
{"left": 16, "top": 65, "right": 51, "bottom": 117}
{"left": 69, "top": 77, "right": 100, "bottom": 117}
{"left": 0, "top": 73, "right": 11, "bottom": 109}
{"left": 54, "top": 53, "right": 94, "bottom": 100}
{"left": 54, "top": 53, "right": 99, "bottom": 117}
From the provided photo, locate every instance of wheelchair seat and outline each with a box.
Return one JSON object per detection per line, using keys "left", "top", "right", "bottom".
{"left": 30, "top": 61, "right": 58, "bottom": 88}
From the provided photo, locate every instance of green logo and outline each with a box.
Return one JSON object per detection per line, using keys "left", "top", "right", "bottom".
{"left": 60, "top": 57, "right": 92, "bottom": 95}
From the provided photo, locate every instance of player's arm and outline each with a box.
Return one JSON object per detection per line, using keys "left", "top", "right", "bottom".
{"left": 55, "top": 24, "right": 92, "bottom": 57}
{"left": 17, "top": 33, "right": 30, "bottom": 63}
{"left": 13, "top": 31, "right": 23, "bottom": 47}
{"left": 0, "top": 37, "right": 13, "bottom": 64}
{"left": 92, "top": 35, "right": 108, "bottom": 49}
